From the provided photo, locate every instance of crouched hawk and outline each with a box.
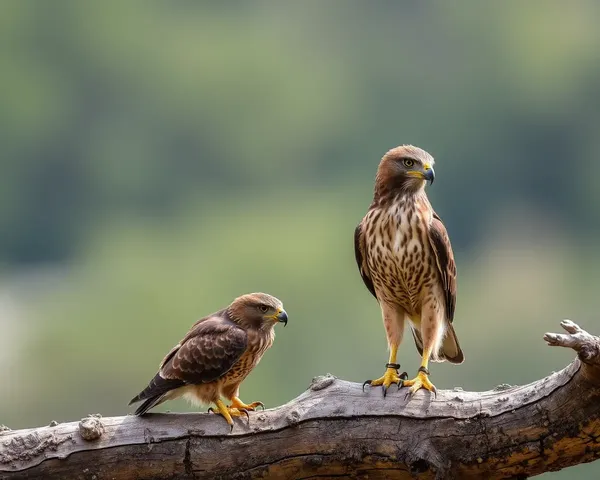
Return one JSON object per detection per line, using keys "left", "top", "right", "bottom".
{"left": 129, "top": 292, "right": 288, "bottom": 429}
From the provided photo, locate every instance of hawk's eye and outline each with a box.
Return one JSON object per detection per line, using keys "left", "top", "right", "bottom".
{"left": 259, "top": 305, "right": 269, "bottom": 313}
{"left": 403, "top": 158, "right": 415, "bottom": 168}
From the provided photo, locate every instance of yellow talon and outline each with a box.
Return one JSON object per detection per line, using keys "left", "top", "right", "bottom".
{"left": 363, "top": 367, "right": 406, "bottom": 396}
{"left": 208, "top": 399, "right": 250, "bottom": 431}
{"left": 229, "top": 397, "right": 264, "bottom": 411}
{"left": 369, "top": 368, "right": 402, "bottom": 387}
{"left": 403, "top": 371, "right": 437, "bottom": 396}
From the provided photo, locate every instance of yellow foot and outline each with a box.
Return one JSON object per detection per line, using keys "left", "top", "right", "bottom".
{"left": 363, "top": 364, "right": 408, "bottom": 397}
{"left": 208, "top": 399, "right": 250, "bottom": 431}
{"left": 403, "top": 369, "right": 437, "bottom": 398}
{"left": 229, "top": 397, "right": 264, "bottom": 411}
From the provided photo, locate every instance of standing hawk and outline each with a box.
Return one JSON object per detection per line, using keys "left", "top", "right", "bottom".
{"left": 129, "top": 292, "right": 288, "bottom": 429}
{"left": 355, "top": 145, "right": 463, "bottom": 396}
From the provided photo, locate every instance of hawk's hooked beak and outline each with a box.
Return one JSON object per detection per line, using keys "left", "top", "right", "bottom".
{"left": 423, "top": 164, "right": 435, "bottom": 185}
{"left": 275, "top": 308, "right": 288, "bottom": 326}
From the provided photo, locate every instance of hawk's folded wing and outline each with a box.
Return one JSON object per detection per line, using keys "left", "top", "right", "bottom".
{"left": 354, "top": 222, "right": 377, "bottom": 299}
{"left": 129, "top": 316, "right": 248, "bottom": 407}
{"left": 428, "top": 211, "right": 457, "bottom": 323}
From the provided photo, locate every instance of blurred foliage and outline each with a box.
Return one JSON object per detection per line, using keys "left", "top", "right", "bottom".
{"left": 2, "top": 1, "right": 600, "bottom": 263}
{"left": 1, "top": 2, "right": 600, "bottom": 478}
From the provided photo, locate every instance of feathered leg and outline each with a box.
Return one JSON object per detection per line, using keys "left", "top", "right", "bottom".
{"left": 363, "top": 304, "right": 408, "bottom": 396}
{"left": 404, "top": 301, "right": 443, "bottom": 396}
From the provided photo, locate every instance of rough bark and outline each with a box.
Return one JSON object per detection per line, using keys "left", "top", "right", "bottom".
{"left": 1, "top": 320, "right": 600, "bottom": 480}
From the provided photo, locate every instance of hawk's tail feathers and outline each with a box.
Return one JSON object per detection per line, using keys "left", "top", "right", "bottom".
{"left": 441, "top": 323, "right": 464, "bottom": 364}
{"left": 129, "top": 373, "right": 184, "bottom": 415}
{"left": 411, "top": 326, "right": 424, "bottom": 357}
{"left": 133, "top": 394, "right": 167, "bottom": 416}
{"left": 410, "top": 324, "right": 464, "bottom": 364}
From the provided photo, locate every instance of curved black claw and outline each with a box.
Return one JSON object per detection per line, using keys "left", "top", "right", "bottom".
{"left": 238, "top": 408, "right": 250, "bottom": 421}
{"left": 396, "top": 372, "right": 409, "bottom": 390}
{"left": 383, "top": 379, "right": 402, "bottom": 397}
{"left": 404, "top": 386, "right": 437, "bottom": 401}
{"left": 255, "top": 402, "right": 265, "bottom": 411}
{"left": 207, "top": 407, "right": 215, "bottom": 414}
{"left": 362, "top": 380, "right": 372, "bottom": 392}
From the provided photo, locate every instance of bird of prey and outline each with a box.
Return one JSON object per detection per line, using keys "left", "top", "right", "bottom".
{"left": 355, "top": 145, "right": 463, "bottom": 396}
{"left": 129, "top": 292, "right": 288, "bottom": 429}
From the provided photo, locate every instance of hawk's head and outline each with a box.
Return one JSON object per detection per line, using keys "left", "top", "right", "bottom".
{"left": 228, "top": 292, "right": 288, "bottom": 331}
{"left": 376, "top": 145, "right": 435, "bottom": 195}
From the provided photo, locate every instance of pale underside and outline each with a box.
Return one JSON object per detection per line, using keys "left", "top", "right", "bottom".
{"left": 364, "top": 196, "right": 447, "bottom": 360}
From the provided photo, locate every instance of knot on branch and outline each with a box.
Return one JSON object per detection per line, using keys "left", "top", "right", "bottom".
{"left": 310, "top": 373, "right": 336, "bottom": 391}
{"left": 78, "top": 415, "right": 105, "bottom": 441}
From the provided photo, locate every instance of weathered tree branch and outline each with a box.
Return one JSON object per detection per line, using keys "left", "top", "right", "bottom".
{"left": 2, "top": 320, "right": 600, "bottom": 479}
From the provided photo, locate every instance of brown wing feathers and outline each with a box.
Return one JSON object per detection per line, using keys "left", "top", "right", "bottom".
{"left": 161, "top": 322, "right": 248, "bottom": 384}
{"left": 354, "top": 223, "right": 377, "bottom": 299}
{"left": 129, "top": 317, "right": 248, "bottom": 414}
{"left": 428, "top": 211, "right": 463, "bottom": 363}
{"left": 427, "top": 211, "right": 456, "bottom": 322}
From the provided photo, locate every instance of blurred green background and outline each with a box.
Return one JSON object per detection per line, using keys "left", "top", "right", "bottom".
{"left": 1, "top": 1, "right": 600, "bottom": 477}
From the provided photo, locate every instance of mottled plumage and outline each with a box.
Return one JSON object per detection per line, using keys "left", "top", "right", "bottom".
{"left": 356, "top": 145, "right": 463, "bottom": 395}
{"left": 129, "top": 293, "right": 288, "bottom": 427}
